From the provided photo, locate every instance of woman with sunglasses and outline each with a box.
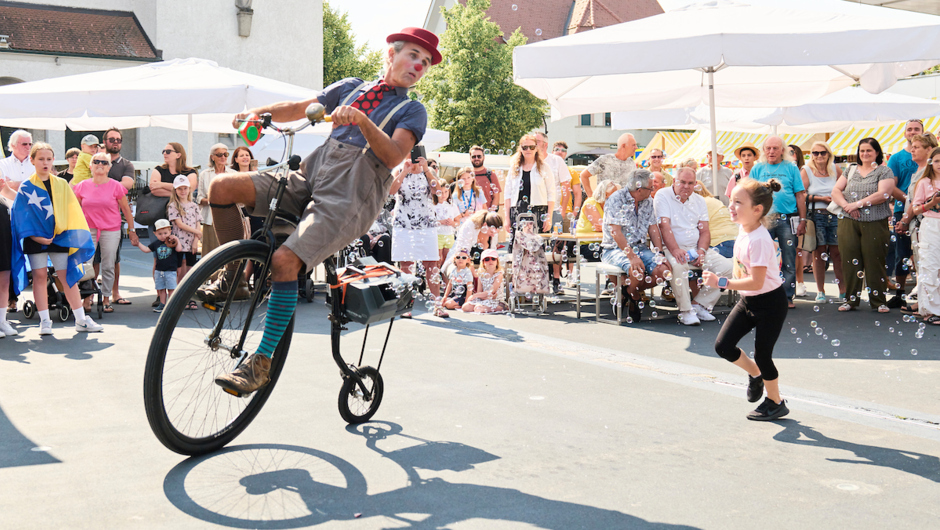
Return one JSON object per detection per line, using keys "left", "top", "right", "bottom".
{"left": 504, "top": 134, "right": 556, "bottom": 246}
{"left": 197, "top": 144, "right": 233, "bottom": 258}
{"left": 73, "top": 153, "right": 139, "bottom": 313}
{"left": 802, "top": 141, "right": 844, "bottom": 303}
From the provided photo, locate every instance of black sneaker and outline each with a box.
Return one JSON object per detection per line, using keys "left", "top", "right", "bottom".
{"left": 627, "top": 297, "right": 642, "bottom": 323}
{"left": 885, "top": 296, "right": 904, "bottom": 309}
{"left": 746, "top": 397, "right": 789, "bottom": 421}
{"left": 746, "top": 375, "right": 764, "bottom": 403}
{"left": 152, "top": 296, "right": 161, "bottom": 308}
{"left": 552, "top": 279, "right": 563, "bottom": 296}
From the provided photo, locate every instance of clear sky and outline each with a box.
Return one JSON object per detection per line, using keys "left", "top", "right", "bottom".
{"left": 330, "top": 0, "right": 435, "bottom": 53}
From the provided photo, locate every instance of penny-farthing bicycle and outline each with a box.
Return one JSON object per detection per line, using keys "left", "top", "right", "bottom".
{"left": 143, "top": 105, "right": 414, "bottom": 456}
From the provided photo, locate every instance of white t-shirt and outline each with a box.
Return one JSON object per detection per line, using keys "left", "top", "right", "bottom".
{"left": 653, "top": 186, "right": 708, "bottom": 250}
{"left": 545, "top": 153, "right": 571, "bottom": 213}
{"left": 734, "top": 225, "right": 783, "bottom": 297}
{"left": 442, "top": 218, "right": 498, "bottom": 270}
{"left": 433, "top": 201, "right": 460, "bottom": 236}
{"left": 0, "top": 154, "right": 35, "bottom": 183}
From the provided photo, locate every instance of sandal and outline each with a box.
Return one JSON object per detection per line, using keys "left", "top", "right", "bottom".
{"left": 185, "top": 301, "right": 199, "bottom": 310}
{"left": 400, "top": 312, "right": 413, "bottom": 319}
{"left": 103, "top": 304, "right": 114, "bottom": 313}
{"left": 923, "top": 315, "right": 940, "bottom": 325}
{"left": 433, "top": 307, "right": 450, "bottom": 318}
{"left": 900, "top": 304, "right": 918, "bottom": 314}
{"left": 837, "top": 303, "right": 855, "bottom": 312}
{"left": 114, "top": 298, "right": 132, "bottom": 305}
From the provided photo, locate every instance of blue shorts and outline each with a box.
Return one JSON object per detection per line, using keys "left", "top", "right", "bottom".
{"left": 601, "top": 246, "right": 658, "bottom": 276}
{"left": 813, "top": 211, "right": 839, "bottom": 247}
{"left": 154, "top": 270, "right": 178, "bottom": 291}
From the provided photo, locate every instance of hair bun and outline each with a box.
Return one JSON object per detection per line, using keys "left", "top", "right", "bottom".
{"left": 766, "top": 179, "right": 782, "bottom": 192}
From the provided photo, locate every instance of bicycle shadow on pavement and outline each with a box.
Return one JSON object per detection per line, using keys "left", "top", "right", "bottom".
{"left": 414, "top": 314, "right": 524, "bottom": 343}
{"left": 0, "top": 403, "right": 60, "bottom": 469}
{"left": 163, "top": 429, "right": 701, "bottom": 529}
{"left": 772, "top": 419, "right": 940, "bottom": 483}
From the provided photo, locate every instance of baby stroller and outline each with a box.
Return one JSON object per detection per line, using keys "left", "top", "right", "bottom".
{"left": 22, "top": 261, "right": 103, "bottom": 321}
{"left": 509, "top": 212, "right": 549, "bottom": 313}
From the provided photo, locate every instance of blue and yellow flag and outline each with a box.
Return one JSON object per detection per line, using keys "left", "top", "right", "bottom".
{"left": 10, "top": 173, "right": 94, "bottom": 294}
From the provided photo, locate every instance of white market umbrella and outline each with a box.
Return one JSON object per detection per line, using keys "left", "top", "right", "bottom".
{"left": 611, "top": 87, "right": 940, "bottom": 134}
{"left": 513, "top": 0, "right": 940, "bottom": 193}
{"left": 0, "top": 57, "right": 449, "bottom": 157}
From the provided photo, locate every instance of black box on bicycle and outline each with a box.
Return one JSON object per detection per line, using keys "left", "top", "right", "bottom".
{"left": 340, "top": 260, "right": 415, "bottom": 325}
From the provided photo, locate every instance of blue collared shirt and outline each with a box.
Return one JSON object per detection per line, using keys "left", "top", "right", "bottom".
{"left": 749, "top": 161, "right": 804, "bottom": 215}
{"left": 316, "top": 78, "right": 427, "bottom": 150}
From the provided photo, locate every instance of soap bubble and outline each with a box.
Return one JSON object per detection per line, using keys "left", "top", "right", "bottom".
{"left": 512, "top": 4, "right": 518, "bottom": 10}
{"left": 535, "top": 28, "right": 542, "bottom": 36}
{"left": 852, "top": 259, "right": 859, "bottom": 265}
{"left": 857, "top": 271, "right": 865, "bottom": 278}
{"left": 796, "top": 338, "right": 802, "bottom": 344}
{"left": 810, "top": 320, "right": 818, "bottom": 328}
{"left": 883, "top": 349, "right": 891, "bottom": 357}
{"left": 833, "top": 352, "right": 838, "bottom": 357}
{"left": 818, "top": 353, "right": 823, "bottom": 358}
{"left": 813, "top": 305, "right": 820, "bottom": 312}
{"left": 911, "top": 349, "right": 918, "bottom": 356}
{"left": 790, "top": 328, "right": 797, "bottom": 334}
{"left": 831, "top": 339, "right": 840, "bottom": 347}
{"left": 874, "top": 320, "right": 880, "bottom": 326}
{"left": 815, "top": 328, "right": 823, "bottom": 336}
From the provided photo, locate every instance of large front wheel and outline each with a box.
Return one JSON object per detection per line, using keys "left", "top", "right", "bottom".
{"left": 143, "top": 240, "right": 294, "bottom": 455}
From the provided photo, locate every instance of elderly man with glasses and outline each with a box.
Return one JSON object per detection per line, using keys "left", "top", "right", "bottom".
{"left": 0, "top": 130, "right": 35, "bottom": 191}
{"left": 655, "top": 167, "right": 733, "bottom": 326}
{"left": 600, "top": 169, "right": 670, "bottom": 322}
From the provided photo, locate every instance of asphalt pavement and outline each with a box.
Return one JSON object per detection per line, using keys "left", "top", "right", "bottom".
{"left": 1, "top": 244, "right": 938, "bottom": 529}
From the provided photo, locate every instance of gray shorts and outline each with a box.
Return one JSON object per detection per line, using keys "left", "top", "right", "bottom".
{"left": 249, "top": 138, "right": 392, "bottom": 269}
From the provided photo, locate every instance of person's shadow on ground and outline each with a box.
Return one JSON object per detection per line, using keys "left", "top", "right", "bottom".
{"left": 773, "top": 419, "right": 940, "bottom": 483}
{"left": 164, "top": 424, "right": 702, "bottom": 529}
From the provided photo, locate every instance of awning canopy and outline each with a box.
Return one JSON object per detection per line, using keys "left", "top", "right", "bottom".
{"left": 636, "top": 131, "right": 693, "bottom": 163}
{"left": 825, "top": 115, "right": 940, "bottom": 156}
{"left": 666, "top": 130, "right": 817, "bottom": 165}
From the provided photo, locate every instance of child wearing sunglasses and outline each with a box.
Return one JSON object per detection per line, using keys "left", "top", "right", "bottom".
{"left": 462, "top": 249, "right": 507, "bottom": 313}
{"left": 440, "top": 248, "right": 474, "bottom": 313}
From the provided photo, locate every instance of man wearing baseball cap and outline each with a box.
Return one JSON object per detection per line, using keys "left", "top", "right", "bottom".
{"left": 696, "top": 146, "right": 733, "bottom": 206}
{"left": 69, "top": 134, "right": 100, "bottom": 186}
{"left": 209, "top": 27, "right": 442, "bottom": 395}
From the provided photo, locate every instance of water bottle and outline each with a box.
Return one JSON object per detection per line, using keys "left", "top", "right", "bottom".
{"left": 686, "top": 249, "right": 698, "bottom": 262}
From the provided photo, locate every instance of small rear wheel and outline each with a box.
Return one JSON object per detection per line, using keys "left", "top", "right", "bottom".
{"left": 23, "top": 301, "right": 36, "bottom": 319}
{"left": 338, "top": 366, "right": 384, "bottom": 424}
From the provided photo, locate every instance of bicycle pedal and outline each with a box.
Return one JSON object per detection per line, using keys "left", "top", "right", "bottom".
{"left": 201, "top": 301, "right": 221, "bottom": 312}
{"left": 221, "top": 387, "right": 245, "bottom": 398}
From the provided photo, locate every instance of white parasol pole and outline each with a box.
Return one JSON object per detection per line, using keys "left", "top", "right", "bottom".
{"left": 187, "top": 114, "right": 194, "bottom": 159}
{"left": 707, "top": 68, "right": 719, "bottom": 196}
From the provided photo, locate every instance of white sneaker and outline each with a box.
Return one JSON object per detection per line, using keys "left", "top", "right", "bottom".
{"left": 691, "top": 304, "right": 716, "bottom": 322}
{"left": 76, "top": 316, "right": 104, "bottom": 333}
{"left": 795, "top": 283, "right": 807, "bottom": 297}
{"left": 678, "top": 310, "right": 701, "bottom": 326}
{"left": 39, "top": 319, "right": 53, "bottom": 335}
{"left": 0, "top": 320, "right": 17, "bottom": 336}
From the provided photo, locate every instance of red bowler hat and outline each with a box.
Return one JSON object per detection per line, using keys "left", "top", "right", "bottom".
{"left": 386, "top": 27, "right": 443, "bottom": 65}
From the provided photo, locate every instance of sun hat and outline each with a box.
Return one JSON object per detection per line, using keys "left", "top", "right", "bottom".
{"left": 481, "top": 249, "right": 499, "bottom": 261}
{"left": 154, "top": 219, "right": 171, "bottom": 230}
{"left": 386, "top": 27, "right": 442, "bottom": 65}
{"left": 734, "top": 142, "right": 759, "bottom": 159}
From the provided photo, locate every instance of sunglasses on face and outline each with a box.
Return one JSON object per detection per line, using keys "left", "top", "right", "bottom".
{"left": 649, "top": 155, "right": 663, "bottom": 159}
{"left": 521, "top": 145, "right": 537, "bottom": 151}
{"left": 811, "top": 151, "right": 829, "bottom": 156}
{"left": 470, "top": 155, "right": 483, "bottom": 159}
{"left": 162, "top": 149, "right": 176, "bottom": 155}
{"left": 454, "top": 256, "right": 470, "bottom": 260}
{"left": 483, "top": 257, "right": 497, "bottom": 262}
{"left": 215, "top": 152, "right": 229, "bottom": 158}
{"left": 92, "top": 160, "right": 110, "bottom": 166}
{"left": 106, "top": 138, "right": 122, "bottom": 143}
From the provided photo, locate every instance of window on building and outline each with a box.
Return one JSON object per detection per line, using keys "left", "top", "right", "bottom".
{"left": 604, "top": 113, "right": 611, "bottom": 127}
{"left": 580, "top": 114, "right": 592, "bottom": 126}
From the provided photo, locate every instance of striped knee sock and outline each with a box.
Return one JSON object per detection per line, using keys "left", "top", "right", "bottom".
{"left": 256, "top": 280, "right": 297, "bottom": 358}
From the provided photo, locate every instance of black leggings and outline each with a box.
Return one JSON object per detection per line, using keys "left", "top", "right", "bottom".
{"left": 714, "top": 286, "right": 788, "bottom": 381}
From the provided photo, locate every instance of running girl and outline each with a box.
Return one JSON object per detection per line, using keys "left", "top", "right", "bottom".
{"left": 703, "top": 178, "right": 789, "bottom": 421}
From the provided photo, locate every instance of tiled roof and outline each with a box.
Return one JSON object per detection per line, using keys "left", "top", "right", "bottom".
{"left": 484, "top": 0, "right": 662, "bottom": 42}
{"left": 0, "top": 1, "right": 159, "bottom": 61}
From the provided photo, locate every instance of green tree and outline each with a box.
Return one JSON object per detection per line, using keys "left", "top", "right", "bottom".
{"left": 417, "top": 0, "right": 547, "bottom": 152}
{"left": 322, "top": 1, "right": 382, "bottom": 86}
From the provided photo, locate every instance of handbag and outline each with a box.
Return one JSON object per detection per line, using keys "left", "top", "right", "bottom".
{"left": 134, "top": 188, "right": 170, "bottom": 227}
{"left": 801, "top": 196, "right": 817, "bottom": 252}
{"left": 826, "top": 164, "right": 855, "bottom": 217}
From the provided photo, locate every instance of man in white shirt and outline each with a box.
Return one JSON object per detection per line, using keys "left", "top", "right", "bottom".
{"left": 0, "top": 130, "right": 35, "bottom": 191}
{"left": 655, "top": 167, "right": 733, "bottom": 326}
{"left": 696, "top": 147, "right": 733, "bottom": 206}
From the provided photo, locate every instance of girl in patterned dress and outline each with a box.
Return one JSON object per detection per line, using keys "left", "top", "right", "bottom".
{"left": 462, "top": 249, "right": 508, "bottom": 313}
{"left": 167, "top": 175, "right": 202, "bottom": 296}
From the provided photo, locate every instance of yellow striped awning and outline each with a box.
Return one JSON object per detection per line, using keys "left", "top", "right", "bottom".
{"left": 665, "top": 130, "right": 817, "bottom": 165}
{"left": 636, "top": 131, "right": 692, "bottom": 163}
{"left": 825, "top": 116, "right": 940, "bottom": 157}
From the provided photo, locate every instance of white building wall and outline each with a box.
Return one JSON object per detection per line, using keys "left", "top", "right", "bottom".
{"left": 1, "top": 0, "right": 322, "bottom": 170}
